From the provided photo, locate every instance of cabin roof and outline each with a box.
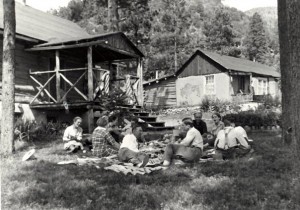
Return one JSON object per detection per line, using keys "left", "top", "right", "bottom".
{"left": 0, "top": 2, "right": 88, "bottom": 42}
{"left": 144, "top": 49, "right": 280, "bottom": 86}
{"left": 199, "top": 50, "right": 280, "bottom": 78}
{"left": 29, "top": 32, "right": 144, "bottom": 57}
{"left": 26, "top": 32, "right": 144, "bottom": 61}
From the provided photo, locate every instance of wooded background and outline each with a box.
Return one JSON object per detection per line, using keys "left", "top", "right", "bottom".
{"left": 51, "top": 0, "right": 279, "bottom": 80}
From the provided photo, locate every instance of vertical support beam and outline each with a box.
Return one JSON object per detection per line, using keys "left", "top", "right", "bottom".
{"left": 249, "top": 73, "right": 253, "bottom": 101}
{"left": 87, "top": 47, "right": 94, "bottom": 133}
{"left": 137, "top": 58, "right": 144, "bottom": 106}
{"left": 87, "top": 46, "right": 93, "bottom": 101}
{"left": 267, "top": 77, "right": 270, "bottom": 95}
{"left": 55, "top": 50, "right": 61, "bottom": 102}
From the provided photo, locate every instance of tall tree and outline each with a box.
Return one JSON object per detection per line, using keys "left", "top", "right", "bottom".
{"left": 203, "top": 7, "right": 240, "bottom": 56}
{"left": 245, "top": 12, "right": 268, "bottom": 63}
{"left": 51, "top": 0, "right": 83, "bottom": 22}
{"left": 278, "top": 0, "right": 300, "bottom": 151}
{"left": 1, "top": 0, "right": 16, "bottom": 154}
{"left": 108, "top": 0, "right": 119, "bottom": 32}
{"left": 149, "top": 0, "right": 191, "bottom": 75}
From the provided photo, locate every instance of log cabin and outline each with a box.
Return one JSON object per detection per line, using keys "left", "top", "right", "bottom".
{"left": 144, "top": 50, "right": 280, "bottom": 108}
{"left": 0, "top": 2, "right": 144, "bottom": 132}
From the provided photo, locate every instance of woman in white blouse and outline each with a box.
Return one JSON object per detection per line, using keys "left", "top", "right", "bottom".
{"left": 63, "top": 116, "right": 84, "bottom": 153}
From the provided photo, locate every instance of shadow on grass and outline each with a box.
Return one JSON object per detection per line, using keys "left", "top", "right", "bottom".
{"left": 2, "top": 158, "right": 196, "bottom": 210}
{"left": 188, "top": 133, "right": 298, "bottom": 210}
{"left": 3, "top": 132, "right": 299, "bottom": 210}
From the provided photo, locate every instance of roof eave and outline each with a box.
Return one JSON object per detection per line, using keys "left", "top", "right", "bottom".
{"left": 0, "top": 29, "right": 41, "bottom": 43}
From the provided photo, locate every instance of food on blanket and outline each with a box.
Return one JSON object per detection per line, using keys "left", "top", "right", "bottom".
{"left": 57, "top": 160, "right": 78, "bottom": 165}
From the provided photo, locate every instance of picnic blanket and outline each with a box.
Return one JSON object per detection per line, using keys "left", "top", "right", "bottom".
{"left": 104, "top": 163, "right": 164, "bottom": 175}
{"left": 58, "top": 155, "right": 163, "bottom": 175}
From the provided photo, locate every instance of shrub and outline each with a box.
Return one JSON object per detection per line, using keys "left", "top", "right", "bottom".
{"left": 200, "top": 96, "right": 235, "bottom": 113}
{"left": 224, "top": 110, "right": 281, "bottom": 128}
{"left": 14, "top": 119, "right": 66, "bottom": 142}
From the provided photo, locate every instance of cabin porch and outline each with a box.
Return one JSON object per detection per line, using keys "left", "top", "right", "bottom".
{"left": 230, "top": 72, "right": 253, "bottom": 103}
{"left": 26, "top": 33, "right": 144, "bottom": 132}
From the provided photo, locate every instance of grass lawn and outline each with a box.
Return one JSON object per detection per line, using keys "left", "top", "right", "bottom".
{"left": 1, "top": 132, "right": 300, "bottom": 210}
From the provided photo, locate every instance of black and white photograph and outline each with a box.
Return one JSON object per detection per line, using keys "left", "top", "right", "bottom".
{"left": 1, "top": 0, "right": 300, "bottom": 209}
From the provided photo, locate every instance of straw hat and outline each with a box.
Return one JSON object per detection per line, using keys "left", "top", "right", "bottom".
{"left": 22, "top": 149, "right": 36, "bottom": 161}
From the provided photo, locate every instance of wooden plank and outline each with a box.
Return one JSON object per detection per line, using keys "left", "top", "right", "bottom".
{"left": 87, "top": 46, "right": 93, "bottom": 101}
{"left": 60, "top": 73, "right": 88, "bottom": 101}
{"left": 30, "top": 74, "right": 56, "bottom": 104}
{"left": 55, "top": 50, "right": 61, "bottom": 102}
{"left": 97, "top": 43, "right": 139, "bottom": 58}
{"left": 59, "top": 68, "right": 86, "bottom": 72}
{"left": 30, "top": 70, "right": 56, "bottom": 75}
{"left": 26, "top": 40, "right": 106, "bottom": 51}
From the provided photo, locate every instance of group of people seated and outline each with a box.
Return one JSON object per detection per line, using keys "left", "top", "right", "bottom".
{"left": 62, "top": 111, "right": 253, "bottom": 168}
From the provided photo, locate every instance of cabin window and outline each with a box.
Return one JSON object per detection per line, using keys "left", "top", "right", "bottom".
{"left": 205, "top": 75, "right": 215, "bottom": 95}
{"left": 258, "top": 79, "right": 268, "bottom": 95}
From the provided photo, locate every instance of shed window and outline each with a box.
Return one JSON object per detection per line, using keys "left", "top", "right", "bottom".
{"left": 205, "top": 75, "right": 215, "bottom": 95}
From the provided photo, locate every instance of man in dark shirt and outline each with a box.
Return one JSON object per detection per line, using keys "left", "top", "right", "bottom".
{"left": 193, "top": 112, "right": 207, "bottom": 135}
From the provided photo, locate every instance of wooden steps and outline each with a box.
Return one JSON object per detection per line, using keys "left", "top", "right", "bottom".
{"left": 122, "top": 105, "right": 174, "bottom": 132}
{"left": 93, "top": 104, "right": 173, "bottom": 132}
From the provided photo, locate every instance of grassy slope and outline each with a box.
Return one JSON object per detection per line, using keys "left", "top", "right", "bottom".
{"left": 1, "top": 132, "right": 300, "bottom": 210}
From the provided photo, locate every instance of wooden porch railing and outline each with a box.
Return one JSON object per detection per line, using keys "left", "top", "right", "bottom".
{"left": 29, "top": 67, "right": 142, "bottom": 106}
{"left": 232, "top": 94, "right": 253, "bottom": 103}
{"left": 29, "top": 67, "right": 109, "bottom": 105}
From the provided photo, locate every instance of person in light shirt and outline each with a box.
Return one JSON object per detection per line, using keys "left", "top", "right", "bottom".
{"left": 63, "top": 116, "right": 84, "bottom": 153}
{"left": 214, "top": 118, "right": 252, "bottom": 160}
{"left": 118, "top": 125, "right": 149, "bottom": 167}
{"left": 162, "top": 118, "right": 203, "bottom": 167}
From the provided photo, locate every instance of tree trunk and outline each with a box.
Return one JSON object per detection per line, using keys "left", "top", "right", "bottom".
{"left": 108, "top": 0, "right": 119, "bottom": 32}
{"left": 278, "top": 0, "right": 300, "bottom": 154}
{"left": 1, "top": 0, "right": 16, "bottom": 154}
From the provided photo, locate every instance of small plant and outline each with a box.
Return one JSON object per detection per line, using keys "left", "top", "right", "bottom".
{"left": 14, "top": 118, "right": 66, "bottom": 142}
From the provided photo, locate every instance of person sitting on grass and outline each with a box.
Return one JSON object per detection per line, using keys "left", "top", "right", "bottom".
{"left": 211, "top": 112, "right": 225, "bottom": 137}
{"left": 92, "top": 115, "right": 120, "bottom": 157}
{"left": 63, "top": 116, "right": 84, "bottom": 153}
{"left": 162, "top": 118, "right": 203, "bottom": 167}
{"left": 193, "top": 112, "right": 208, "bottom": 135}
{"left": 214, "top": 117, "right": 252, "bottom": 160}
{"left": 118, "top": 125, "right": 149, "bottom": 167}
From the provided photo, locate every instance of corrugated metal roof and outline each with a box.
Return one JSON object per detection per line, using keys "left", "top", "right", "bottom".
{"left": 200, "top": 50, "right": 280, "bottom": 77}
{"left": 0, "top": 2, "right": 88, "bottom": 42}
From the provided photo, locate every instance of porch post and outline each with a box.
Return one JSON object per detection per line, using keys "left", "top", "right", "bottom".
{"left": 87, "top": 46, "right": 94, "bottom": 133}
{"left": 137, "top": 58, "right": 144, "bottom": 106}
{"left": 87, "top": 46, "right": 93, "bottom": 101}
{"left": 55, "top": 50, "right": 61, "bottom": 102}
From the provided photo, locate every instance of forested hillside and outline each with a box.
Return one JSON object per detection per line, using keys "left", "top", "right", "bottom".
{"left": 51, "top": 0, "right": 279, "bottom": 80}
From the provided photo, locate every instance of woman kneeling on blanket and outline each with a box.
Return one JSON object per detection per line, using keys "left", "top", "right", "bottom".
{"left": 63, "top": 117, "right": 84, "bottom": 153}
{"left": 118, "top": 125, "right": 149, "bottom": 168}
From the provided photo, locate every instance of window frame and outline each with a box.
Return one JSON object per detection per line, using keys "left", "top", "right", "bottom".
{"left": 204, "top": 75, "right": 216, "bottom": 95}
